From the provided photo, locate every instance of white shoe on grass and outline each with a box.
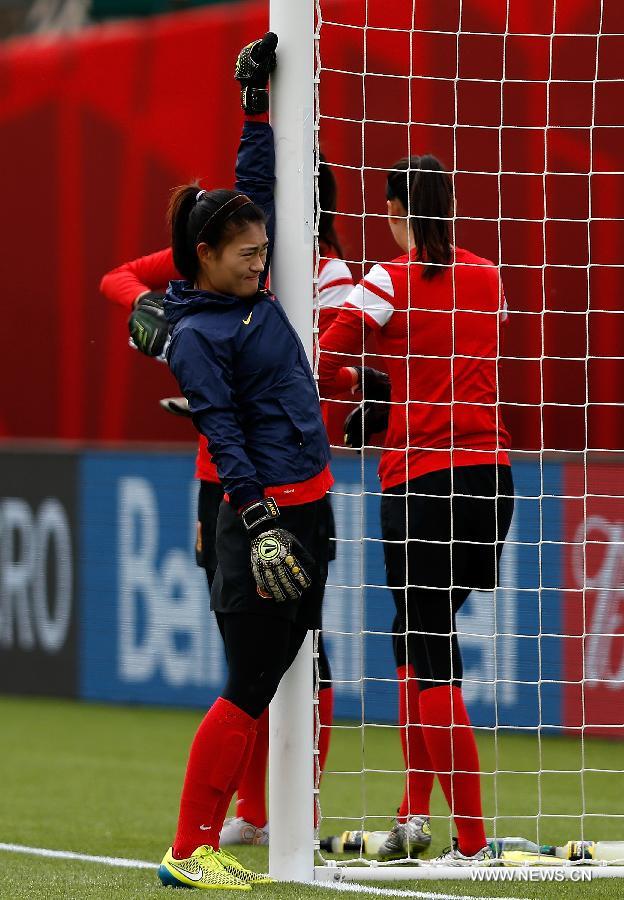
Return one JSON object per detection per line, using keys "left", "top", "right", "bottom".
{"left": 220, "top": 816, "right": 269, "bottom": 846}
{"left": 434, "top": 837, "right": 495, "bottom": 866}
{"left": 377, "top": 815, "right": 431, "bottom": 860}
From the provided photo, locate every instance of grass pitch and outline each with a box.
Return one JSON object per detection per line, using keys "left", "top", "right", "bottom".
{"left": 2, "top": 694, "right": 623, "bottom": 899}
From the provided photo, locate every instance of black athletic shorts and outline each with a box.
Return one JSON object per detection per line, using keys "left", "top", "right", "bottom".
{"left": 195, "top": 480, "right": 224, "bottom": 584}
{"left": 211, "top": 495, "right": 332, "bottom": 628}
{"left": 381, "top": 464, "right": 514, "bottom": 602}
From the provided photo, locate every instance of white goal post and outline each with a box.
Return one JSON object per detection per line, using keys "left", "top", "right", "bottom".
{"left": 268, "top": 0, "right": 624, "bottom": 885}
{"left": 268, "top": 0, "right": 316, "bottom": 884}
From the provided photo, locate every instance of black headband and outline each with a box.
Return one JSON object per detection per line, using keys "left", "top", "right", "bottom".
{"left": 195, "top": 194, "right": 253, "bottom": 244}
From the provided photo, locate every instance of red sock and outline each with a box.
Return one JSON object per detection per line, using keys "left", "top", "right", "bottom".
{"left": 214, "top": 722, "right": 258, "bottom": 839}
{"left": 317, "top": 685, "right": 334, "bottom": 778}
{"left": 236, "top": 707, "right": 269, "bottom": 827}
{"left": 419, "top": 685, "right": 486, "bottom": 856}
{"left": 173, "top": 697, "right": 256, "bottom": 858}
{"left": 397, "top": 665, "right": 434, "bottom": 820}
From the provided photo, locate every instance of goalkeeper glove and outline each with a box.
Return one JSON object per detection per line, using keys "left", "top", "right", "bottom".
{"left": 352, "top": 365, "right": 391, "bottom": 402}
{"left": 128, "top": 292, "right": 169, "bottom": 357}
{"left": 241, "top": 497, "right": 313, "bottom": 602}
{"left": 235, "top": 31, "right": 278, "bottom": 115}
{"left": 343, "top": 400, "right": 390, "bottom": 450}
{"left": 343, "top": 366, "right": 391, "bottom": 450}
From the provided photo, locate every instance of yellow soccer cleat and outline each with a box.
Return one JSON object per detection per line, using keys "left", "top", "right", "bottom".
{"left": 158, "top": 845, "right": 251, "bottom": 890}
{"left": 215, "top": 847, "right": 274, "bottom": 884}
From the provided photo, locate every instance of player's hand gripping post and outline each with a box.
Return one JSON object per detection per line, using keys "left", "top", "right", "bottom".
{"left": 128, "top": 291, "right": 169, "bottom": 357}
{"left": 235, "top": 32, "right": 278, "bottom": 115}
{"left": 240, "top": 498, "right": 313, "bottom": 602}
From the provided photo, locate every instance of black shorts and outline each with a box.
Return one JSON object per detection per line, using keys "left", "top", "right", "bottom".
{"left": 381, "top": 464, "right": 514, "bottom": 601}
{"left": 196, "top": 480, "right": 224, "bottom": 584}
{"left": 382, "top": 464, "right": 514, "bottom": 687}
{"left": 211, "top": 495, "right": 332, "bottom": 629}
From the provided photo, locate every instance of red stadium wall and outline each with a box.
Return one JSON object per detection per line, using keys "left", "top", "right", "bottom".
{"left": 1, "top": 0, "right": 622, "bottom": 449}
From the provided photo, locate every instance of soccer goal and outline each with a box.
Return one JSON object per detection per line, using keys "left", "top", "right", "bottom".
{"left": 268, "top": 0, "right": 624, "bottom": 884}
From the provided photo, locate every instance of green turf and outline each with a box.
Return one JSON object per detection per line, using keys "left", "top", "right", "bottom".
{"left": 2, "top": 694, "right": 623, "bottom": 899}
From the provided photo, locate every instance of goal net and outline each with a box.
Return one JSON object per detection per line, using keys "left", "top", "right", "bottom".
{"left": 308, "top": 0, "right": 624, "bottom": 882}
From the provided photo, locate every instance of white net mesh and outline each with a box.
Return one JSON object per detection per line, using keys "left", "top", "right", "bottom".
{"left": 313, "top": 0, "right": 624, "bottom": 874}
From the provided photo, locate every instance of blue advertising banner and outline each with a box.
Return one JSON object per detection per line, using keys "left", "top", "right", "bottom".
{"left": 80, "top": 452, "right": 226, "bottom": 706}
{"left": 79, "top": 450, "right": 564, "bottom": 730}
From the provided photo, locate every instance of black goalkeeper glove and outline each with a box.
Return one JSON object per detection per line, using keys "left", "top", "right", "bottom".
{"left": 241, "top": 497, "right": 313, "bottom": 602}
{"left": 343, "top": 366, "right": 391, "bottom": 450}
{"left": 352, "top": 365, "right": 391, "bottom": 402}
{"left": 343, "top": 400, "right": 390, "bottom": 450}
{"left": 235, "top": 31, "right": 278, "bottom": 115}
{"left": 128, "top": 292, "right": 169, "bottom": 357}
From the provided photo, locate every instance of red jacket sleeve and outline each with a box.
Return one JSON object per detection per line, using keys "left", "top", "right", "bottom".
{"left": 318, "top": 308, "right": 372, "bottom": 397}
{"left": 99, "top": 247, "right": 179, "bottom": 311}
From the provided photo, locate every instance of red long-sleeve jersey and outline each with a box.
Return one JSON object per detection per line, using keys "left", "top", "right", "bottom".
{"left": 319, "top": 246, "right": 511, "bottom": 491}
{"left": 100, "top": 243, "right": 354, "bottom": 483}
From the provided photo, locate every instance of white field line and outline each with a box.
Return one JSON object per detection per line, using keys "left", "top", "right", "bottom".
{"left": 309, "top": 878, "right": 529, "bottom": 899}
{"left": 0, "top": 842, "right": 528, "bottom": 900}
{"left": 0, "top": 842, "right": 155, "bottom": 870}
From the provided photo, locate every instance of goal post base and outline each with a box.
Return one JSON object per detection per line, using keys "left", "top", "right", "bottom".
{"left": 314, "top": 864, "right": 624, "bottom": 882}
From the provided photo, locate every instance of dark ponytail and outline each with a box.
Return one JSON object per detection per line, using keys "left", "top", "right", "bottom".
{"left": 386, "top": 155, "right": 453, "bottom": 280}
{"left": 318, "top": 153, "right": 345, "bottom": 259}
{"left": 167, "top": 184, "right": 266, "bottom": 282}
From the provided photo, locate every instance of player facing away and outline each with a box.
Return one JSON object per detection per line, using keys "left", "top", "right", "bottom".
{"left": 150, "top": 36, "right": 335, "bottom": 890}
{"left": 319, "top": 155, "right": 514, "bottom": 865}
{"left": 100, "top": 34, "right": 351, "bottom": 853}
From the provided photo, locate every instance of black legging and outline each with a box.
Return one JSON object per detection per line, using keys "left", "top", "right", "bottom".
{"left": 215, "top": 612, "right": 331, "bottom": 719}
{"left": 215, "top": 612, "right": 308, "bottom": 719}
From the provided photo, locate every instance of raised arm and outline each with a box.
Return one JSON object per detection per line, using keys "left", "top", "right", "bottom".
{"left": 234, "top": 33, "right": 277, "bottom": 285}
{"left": 235, "top": 119, "right": 275, "bottom": 284}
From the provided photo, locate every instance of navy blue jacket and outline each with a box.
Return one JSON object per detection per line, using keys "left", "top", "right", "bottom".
{"left": 166, "top": 284, "right": 330, "bottom": 510}
{"left": 234, "top": 120, "right": 275, "bottom": 284}
{"left": 165, "top": 121, "right": 330, "bottom": 510}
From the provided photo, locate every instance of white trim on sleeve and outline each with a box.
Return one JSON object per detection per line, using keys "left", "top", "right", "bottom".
{"left": 318, "top": 257, "right": 352, "bottom": 291}
{"left": 318, "top": 282, "right": 354, "bottom": 309}
{"left": 344, "top": 264, "right": 395, "bottom": 328}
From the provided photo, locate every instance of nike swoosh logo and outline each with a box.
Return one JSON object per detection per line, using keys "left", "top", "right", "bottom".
{"left": 170, "top": 863, "right": 204, "bottom": 882}
{"left": 242, "top": 311, "right": 253, "bottom": 325}
{"left": 199, "top": 825, "right": 211, "bottom": 831}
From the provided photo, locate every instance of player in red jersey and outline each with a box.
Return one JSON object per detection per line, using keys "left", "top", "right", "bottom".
{"left": 319, "top": 154, "right": 514, "bottom": 865}
{"left": 99, "top": 44, "right": 352, "bottom": 855}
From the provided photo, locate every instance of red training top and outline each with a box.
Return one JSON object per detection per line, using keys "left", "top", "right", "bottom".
{"left": 100, "top": 248, "right": 221, "bottom": 485}
{"left": 318, "top": 246, "right": 511, "bottom": 491}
